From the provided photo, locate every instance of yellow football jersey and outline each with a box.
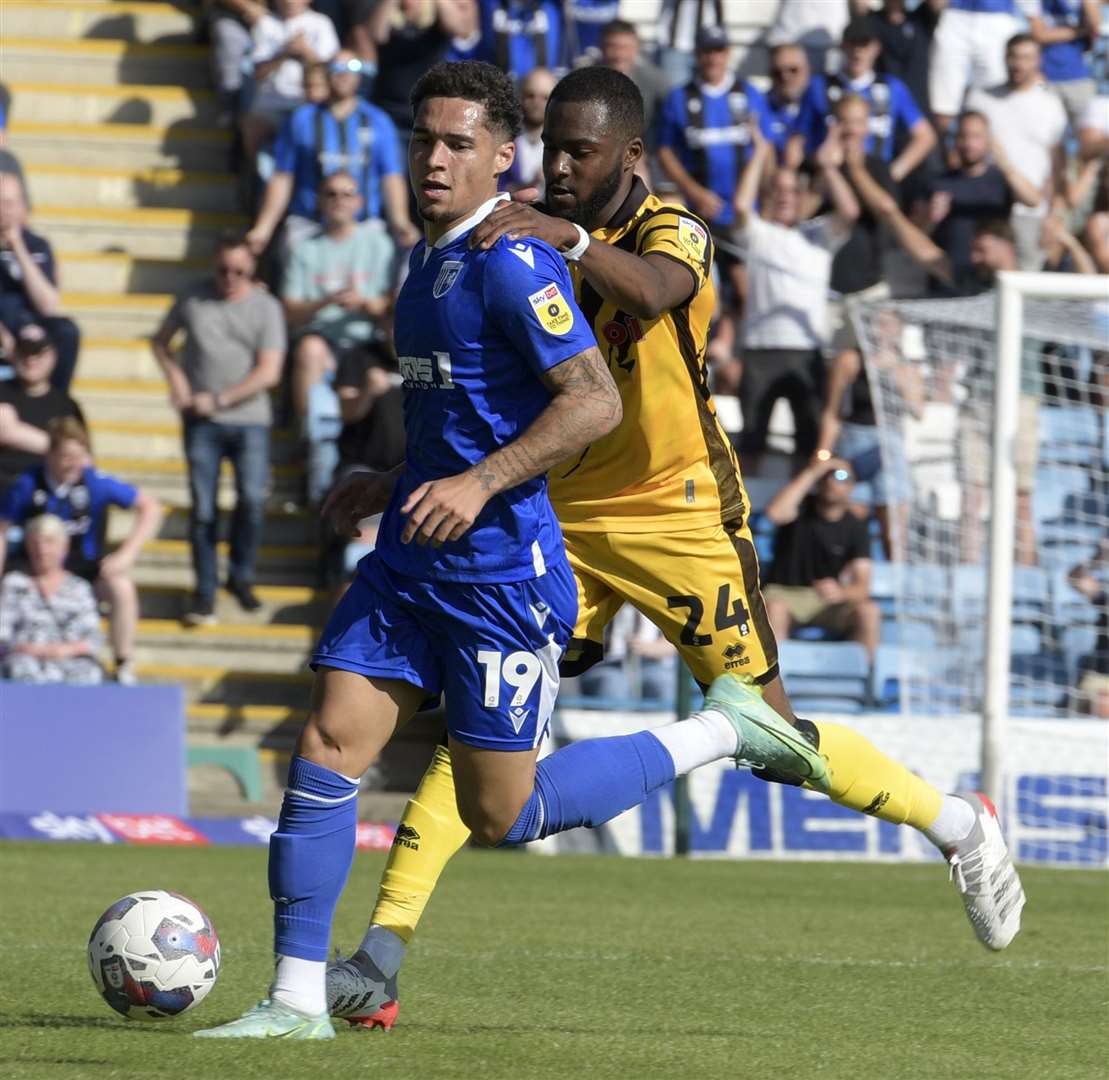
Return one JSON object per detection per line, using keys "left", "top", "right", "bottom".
{"left": 549, "top": 179, "right": 747, "bottom": 533}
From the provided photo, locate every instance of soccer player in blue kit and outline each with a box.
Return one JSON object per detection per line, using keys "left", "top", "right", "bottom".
{"left": 196, "top": 62, "right": 828, "bottom": 1040}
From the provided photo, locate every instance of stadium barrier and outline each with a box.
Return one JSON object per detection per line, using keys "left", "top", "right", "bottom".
{"left": 0, "top": 683, "right": 186, "bottom": 815}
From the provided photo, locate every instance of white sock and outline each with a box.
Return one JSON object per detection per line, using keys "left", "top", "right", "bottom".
{"left": 923, "top": 794, "right": 978, "bottom": 850}
{"left": 650, "top": 709, "right": 739, "bottom": 776}
{"left": 357, "top": 924, "right": 407, "bottom": 979}
{"left": 271, "top": 954, "right": 327, "bottom": 1016}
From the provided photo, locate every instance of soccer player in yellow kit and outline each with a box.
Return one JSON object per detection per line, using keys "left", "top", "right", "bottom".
{"left": 323, "top": 67, "right": 1024, "bottom": 1028}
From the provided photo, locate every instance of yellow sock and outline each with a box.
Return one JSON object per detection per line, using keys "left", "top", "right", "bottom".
{"left": 369, "top": 745, "right": 471, "bottom": 943}
{"left": 810, "top": 721, "right": 942, "bottom": 831}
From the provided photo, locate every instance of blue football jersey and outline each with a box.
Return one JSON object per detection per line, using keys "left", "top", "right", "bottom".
{"left": 375, "top": 196, "right": 598, "bottom": 585}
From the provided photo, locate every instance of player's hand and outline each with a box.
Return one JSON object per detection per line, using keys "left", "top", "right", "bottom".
{"left": 323, "top": 469, "right": 401, "bottom": 537}
{"left": 813, "top": 577, "right": 845, "bottom": 603}
{"left": 400, "top": 470, "right": 490, "bottom": 546}
{"left": 469, "top": 202, "right": 578, "bottom": 253}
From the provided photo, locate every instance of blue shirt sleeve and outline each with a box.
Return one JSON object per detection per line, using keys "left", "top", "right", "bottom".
{"left": 1, "top": 472, "right": 35, "bottom": 523}
{"left": 742, "top": 81, "right": 775, "bottom": 141}
{"left": 795, "top": 78, "right": 828, "bottom": 154}
{"left": 656, "top": 87, "right": 686, "bottom": 151}
{"left": 89, "top": 471, "right": 138, "bottom": 511}
{"left": 373, "top": 109, "right": 403, "bottom": 178}
{"left": 483, "top": 241, "right": 598, "bottom": 377}
{"left": 272, "top": 108, "right": 300, "bottom": 175}
{"left": 888, "top": 76, "right": 923, "bottom": 132}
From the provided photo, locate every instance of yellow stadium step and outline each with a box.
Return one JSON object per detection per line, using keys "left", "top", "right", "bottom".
{"left": 76, "top": 340, "right": 163, "bottom": 382}
{"left": 3, "top": 37, "right": 210, "bottom": 87}
{"left": 3, "top": 1, "right": 199, "bottom": 42}
{"left": 186, "top": 703, "right": 307, "bottom": 738}
{"left": 59, "top": 253, "right": 207, "bottom": 296}
{"left": 136, "top": 662, "right": 314, "bottom": 707}
{"left": 11, "top": 121, "right": 232, "bottom": 172}
{"left": 10, "top": 81, "right": 220, "bottom": 128}
{"left": 112, "top": 505, "right": 315, "bottom": 548}
{"left": 136, "top": 581, "right": 327, "bottom": 624}
{"left": 27, "top": 165, "right": 237, "bottom": 214}
{"left": 64, "top": 291, "right": 171, "bottom": 339}
{"left": 87, "top": 417, "right": 296, "bottom": 462}
{"left": 37, "top": 206, "right": 245, "bottom": 260}
{"left": 134, "top": 622, "right": 315, "bottom": 673}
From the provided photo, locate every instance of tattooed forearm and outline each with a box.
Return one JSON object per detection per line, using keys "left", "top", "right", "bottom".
{"left": 469, "top": 346, "right": 622, "bottom": 497}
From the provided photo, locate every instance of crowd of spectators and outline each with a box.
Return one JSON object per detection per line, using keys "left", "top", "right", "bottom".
{"left": 1, "top": 0, "right": 1107, "bottom": 701}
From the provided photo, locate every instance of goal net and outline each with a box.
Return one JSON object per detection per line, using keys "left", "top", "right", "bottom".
{"left": 853, "top": 275, "right": 1109, "bottom": 867}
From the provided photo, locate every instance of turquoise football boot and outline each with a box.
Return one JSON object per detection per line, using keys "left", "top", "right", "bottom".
{"left": 194, "top": 998, "right": 335, "bottom": 1039}
{"left": 703, "top": 674, "right": 832, "bottom": 794}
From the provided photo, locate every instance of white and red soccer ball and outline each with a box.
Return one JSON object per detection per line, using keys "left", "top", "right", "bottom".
{"left": 87, "top": 890, "right": 220, "bottom": 1020}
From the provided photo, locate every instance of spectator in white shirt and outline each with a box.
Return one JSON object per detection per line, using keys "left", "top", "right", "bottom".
{"left": 242, "top": 0, "right": 340, "bottom": 165}
{"left": 967, "top": 33, "right": 1067, "bottom": 269}
{"left": 930, "top": 0, "right": 1024, "bottom": 140}
{"left": 734, "top": 121, "right": 858, "bottom": 467}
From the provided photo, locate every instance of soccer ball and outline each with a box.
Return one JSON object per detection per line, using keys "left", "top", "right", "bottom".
{"left": 87, "top": 890, "right": 221, "bottom": 1021}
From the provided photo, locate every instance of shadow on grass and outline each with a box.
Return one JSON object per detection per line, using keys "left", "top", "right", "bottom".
{"left": 0, "top": 1012, "right": 175, "bottom": 1034}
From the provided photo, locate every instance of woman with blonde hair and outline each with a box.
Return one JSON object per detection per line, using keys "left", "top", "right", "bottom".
{"left": 0, "top": 513, "right": 103, "bottom": 684}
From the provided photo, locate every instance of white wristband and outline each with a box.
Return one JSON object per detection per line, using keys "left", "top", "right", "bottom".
{"left": 561, "top": 223, "right": 590, "bottom": 262}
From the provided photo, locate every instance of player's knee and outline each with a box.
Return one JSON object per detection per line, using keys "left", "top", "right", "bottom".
{"left": 454, "top": 790, "right": 522, "bottom": 847}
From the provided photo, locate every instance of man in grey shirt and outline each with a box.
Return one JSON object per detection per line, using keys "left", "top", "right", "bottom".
{"left": 152, "top": 234, "right": 286, "bottom": 624}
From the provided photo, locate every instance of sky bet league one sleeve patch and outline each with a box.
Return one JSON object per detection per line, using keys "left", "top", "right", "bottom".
{"left": 677, "top": 216, "right": 708, "bottom": 260}
{"left": 528, "top": 283, "right": 575, "bottom": 336}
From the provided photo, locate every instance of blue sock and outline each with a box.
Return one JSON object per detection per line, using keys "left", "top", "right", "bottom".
{"left": 500, "top": 731, "right": 675, "bottom": 846}
{"left": 269, "top": 756, "right": 359, "bottom": 962}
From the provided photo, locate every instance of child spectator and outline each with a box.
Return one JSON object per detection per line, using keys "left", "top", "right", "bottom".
{"left": 0, "top": 513, "right": 104, "bottom": 685}
{"left": 0, "top": 418, "right": 161, "bottom": 684}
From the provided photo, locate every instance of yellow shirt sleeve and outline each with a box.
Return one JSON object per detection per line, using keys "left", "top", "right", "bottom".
{"left": 635, "top": 209, "right": 713, "bottom": 296}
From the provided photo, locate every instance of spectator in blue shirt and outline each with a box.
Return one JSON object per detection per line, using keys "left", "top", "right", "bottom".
{"left": 1027, "top": 0, "right": 1101, "bottom": 129}
{"left": 0, "top": 416, "right": 162, "bottom": 684}
{"left": 247, "top": 50, "right": 419, "bottom": 258}
{"left": 479, "top": 0, "right": 564, "bottom": 79}
{"left": 764, "top": 42, "right": 811, "bottom": 159}
{"left": 563, "top": 0, "right": 620, "bottom": 63}
{"left": 786, "top": 17, "right": 936, "bottom": 185}
{"left": 657, "top": 26, "right": 773, "bottom": 232}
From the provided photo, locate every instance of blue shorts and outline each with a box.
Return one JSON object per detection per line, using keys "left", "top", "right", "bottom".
{"left": 312, "top": 552, "right": 578, "bottom": 751}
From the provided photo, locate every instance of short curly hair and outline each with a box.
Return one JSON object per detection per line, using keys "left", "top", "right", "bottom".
{"left": 548, "top": 66, "right": 644, "bottom": 142}
{"left": 410, "top": 61, "right": 522, "bottom": 142}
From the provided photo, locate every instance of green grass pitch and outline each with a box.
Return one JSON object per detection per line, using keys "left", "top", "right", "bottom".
{"left": 1, "top": 842, "right": 1105, "bottom": 1080}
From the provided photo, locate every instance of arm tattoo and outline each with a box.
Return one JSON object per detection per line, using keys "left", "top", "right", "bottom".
{"left": 475, "top": 346, "right": 622, "bottom": 496}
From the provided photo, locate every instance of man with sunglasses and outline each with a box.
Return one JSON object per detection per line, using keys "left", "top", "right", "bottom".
{"left": 151, "top": 235, "right": 286, "bottom": 625}
{"left": 283, "top": 170, "right": 397, "bottom": 504}
{"left": 763, "top": 42, "right": 811, "bottom": 158}
{"left": 0, "top": 325, "right": 84, "bottom": 502}
{"left": 248, "top": 49, "right": 420, "bottom": 259}
{"left": 762, "top": 456, "right": 881, "bottom": 661}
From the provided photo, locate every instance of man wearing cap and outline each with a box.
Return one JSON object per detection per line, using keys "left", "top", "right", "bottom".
{"left": 0, "top": 325, "right": 84, "bottom": 500}
{"left": 247, "top": 48, "right": 419, "bottom": 258}
{"left": 786, "top": 16, "right": 936, "bottom": 185}
{"left": 0, "top": 173, "right": 81, "bottom": 393}
{"left": 763, "top": 455, "right": 881, "bottom": 660}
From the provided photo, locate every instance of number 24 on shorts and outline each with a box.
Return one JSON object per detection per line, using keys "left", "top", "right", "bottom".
{"left": 666, "top": 583, "right": 751, "bottom": 647}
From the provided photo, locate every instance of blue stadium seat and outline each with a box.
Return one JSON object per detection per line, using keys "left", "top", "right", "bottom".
{"left": 1033, "top": 466, "right": 1089, "bottom": 524}
{"left": 1062, "top": 626, "right": 1099, "bottom": 682}
{"left": 869, "top": 561, "right": 901, "bottom": 617}
{"left": 1009, "top": 624, "right": 1042, "bottom": 655}
{"left": 1052, "top": 570, "right": 1103, "bottom": 628}
{"left": 1038, "top": 405, "right": 1103, "bottom": 466}
{"left": 777, "top": 640, "right": 870, "bottom": 710}
{"left": 900, "top": 564, "right": 948, "bottom": 619}
{"left": 880, "top": 618, "right": 939, "bottom": 649}
{"left": 790, "top": 696, "right": 864, "bottom": 715}
{"left": 872, "top": 645, "right": 961, "bottom": 709}
{"left": 1009, "top": 653, "right": 1068, "bottom": 715}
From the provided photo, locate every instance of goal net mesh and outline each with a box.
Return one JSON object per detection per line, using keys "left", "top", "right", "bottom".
{"left": 853, "top": 292, "right": 1108, "bottom": 722}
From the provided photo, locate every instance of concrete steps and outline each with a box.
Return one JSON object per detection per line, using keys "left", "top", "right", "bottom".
{"left": 10, "top": 82, "right": 220, "bottom": 128}
{"left": 3, "top": 3, "right": 199, "bottom": 45}
{"left": 138, "top": 661, "right": 313, "bottom": 708}
{"left": 134, "top": 536, "right": 314, "bottom": 587}
{"left": 132, "top": 619, "right": 316, "bottom": 672}
{"left": 3, "top": 38, "right": 211, "bottom": 87}
{"left": 27, "top": 165, "right": 237, "bottom": 214}
{"left": 76, "top": 342, "right": 167, "bottom": 382}
{"left": 86, "top": 418, "right": 297, "bottom": 463}
{"left": 11, "top": 122, "right": 232, "bottom": 172}
{"left": 111, "top": 504, "right": 315, "bottom": 548}
{"left": 64, "top": 291, "right": 171, "bottom": 338}
{"left": 136, "top": 582, "right": 328, "bottom": 625}
{"left": 38, "top": 207, "right": 245, "bottom": 259}
{"left": 60, "top": 253, "right": 206, "bottom": 296}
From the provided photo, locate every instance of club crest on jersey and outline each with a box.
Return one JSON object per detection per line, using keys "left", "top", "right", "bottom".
{"left": 678, "top": 217, "right": 708, "bottom": 260}
{"left": 527, "top": 282, "right": 574, "bottom": 336}
{"left": 433, "top": 259, "right": 464, "bottom": 299}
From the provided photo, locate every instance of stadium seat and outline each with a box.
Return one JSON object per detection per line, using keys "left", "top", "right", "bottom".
{"left": 777, "top": 640, "right": 870, "bottom": 710}
{"left": 1009, "top": 624, "right": 1042, "bottom": 655}
{"left": 1062, "top": 626, "right": 1100, "bottom": 682}
{"left": 1009, "top": 653, "right": 1068, "bottom": 715}
{"left": 790, "top": 696, "right": 864, "bottom": 715}
{"left": 1052, "top": 570, "right": 1103, "bottom": 628}
{"left": 1037, "top": 405, "right": 1103, "bottom": 466}
{"left": 880, "top": 618, "right": 938, "bottom": 649}
{"left": 869, "top": 561, "right": 901, "bottom": 618}
{"left": 1033, "top": 466, "right": 1089, "bottom": 524}
{"left": 187, "top": 746, "right": 263, "bottom": 803}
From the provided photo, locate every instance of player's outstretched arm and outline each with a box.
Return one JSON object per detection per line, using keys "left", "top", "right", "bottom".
{"left": 400, "top": 346, "right": 621, "bottom": 546}
{"left": 470, "top": 203, "right": 698, "bottom": 320}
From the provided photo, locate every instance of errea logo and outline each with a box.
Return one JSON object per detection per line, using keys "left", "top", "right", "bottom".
{"left": 398, "top": 351, "right": 455, "bottom": 390}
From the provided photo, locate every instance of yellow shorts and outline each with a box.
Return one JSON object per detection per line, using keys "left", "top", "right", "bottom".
{"left": 562, "top": 519, "right": 779, "bottom": 687}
